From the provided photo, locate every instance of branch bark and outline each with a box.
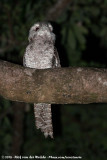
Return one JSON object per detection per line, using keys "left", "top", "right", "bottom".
{"left": 0, "top": 60, "right": 107, "bottom": 104}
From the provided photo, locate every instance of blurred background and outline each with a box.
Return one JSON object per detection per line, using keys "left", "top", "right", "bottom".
{"left": 0, "top": 0, "right": 107, "bottom": 159}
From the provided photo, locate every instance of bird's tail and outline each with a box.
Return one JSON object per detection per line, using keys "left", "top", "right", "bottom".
{"left": 34, "top": 103, "right": 53, "bottom": 138}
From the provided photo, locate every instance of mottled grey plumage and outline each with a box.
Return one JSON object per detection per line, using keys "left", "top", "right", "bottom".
{"left": 23, "top": 22, "right": 60, "bottom": 138}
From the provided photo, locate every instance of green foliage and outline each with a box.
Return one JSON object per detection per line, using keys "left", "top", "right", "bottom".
{"left": 0, "top": 99, "right": 12, "bottom": 155}
{"left": 0, "top": 0, "right": 107, "bottom": 159}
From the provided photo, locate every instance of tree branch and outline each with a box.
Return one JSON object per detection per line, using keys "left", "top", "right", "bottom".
{"left": 45, "top": 0, "right": 72, "bottom": 21}
{"left": 0, "top": 60, "right": 107, "bottom": 104}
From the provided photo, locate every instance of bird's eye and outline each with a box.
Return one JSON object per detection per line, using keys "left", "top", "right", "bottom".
{"left": 48, "top": 24, "right": 53, "bottom": 31}
{"left": 35, "top": 27, "right": 39, "bottom": 31}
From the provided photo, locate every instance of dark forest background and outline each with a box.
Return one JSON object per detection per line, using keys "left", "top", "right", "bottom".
{"left": 0, "top": 0, "right": 107, "bottom": 159}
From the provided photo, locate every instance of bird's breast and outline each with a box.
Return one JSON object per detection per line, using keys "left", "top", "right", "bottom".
{"left": 25, "top": 43, "right": 54, "bottom": 69}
